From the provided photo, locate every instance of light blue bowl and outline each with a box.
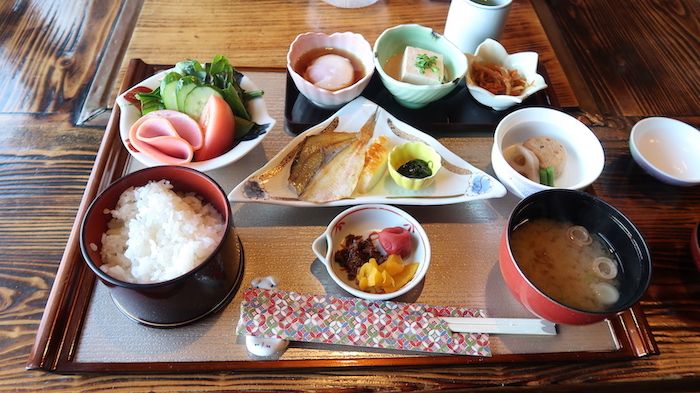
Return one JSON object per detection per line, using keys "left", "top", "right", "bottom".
{"left": 373, "top": 24, "right": 467, "bottom": 109}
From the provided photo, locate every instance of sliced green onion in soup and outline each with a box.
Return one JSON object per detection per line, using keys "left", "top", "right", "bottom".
{"left": 592, "top": 256, "right": 618, "bottom": 280}
{"left": 567, "top": 225, "right": 593, "bottom": 246}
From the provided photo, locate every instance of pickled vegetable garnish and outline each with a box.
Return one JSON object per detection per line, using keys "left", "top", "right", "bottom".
{"left": 357, "top": 255, "right": 419, "bottom": 293}
{"left": 471, "top": 62, "right": 531, "bottom": 96}
{"left": 397, "top": 159, "right": 433, "bottom": 178}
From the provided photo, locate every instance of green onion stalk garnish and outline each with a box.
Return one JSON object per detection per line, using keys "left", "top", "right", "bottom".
{"left": 415, "top": 54, "right": 439, "bottom": 75}
{"left": 539, "top": 165, "right": 555, "bottom": 187}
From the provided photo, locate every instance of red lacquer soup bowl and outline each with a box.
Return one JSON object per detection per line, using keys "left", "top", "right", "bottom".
{"left": 499, "top": 189, "right": 652, "bottom": 325}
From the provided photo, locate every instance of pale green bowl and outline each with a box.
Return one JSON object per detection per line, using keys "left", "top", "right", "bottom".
{"left": 373, "top": 24, "right": 468, "bottom": 109}
{"left": 388, "top": 142, "right": 442, "bottom": 190}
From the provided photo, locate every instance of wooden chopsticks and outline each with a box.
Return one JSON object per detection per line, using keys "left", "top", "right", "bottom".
{"left": 441, "top": 317, "right": 557, "bottom": 335}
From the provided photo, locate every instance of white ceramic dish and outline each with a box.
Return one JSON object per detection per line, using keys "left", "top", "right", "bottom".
{"left": 491, "top": 107, "right": 604, "bottom": 199}
{"left": 466, "top": 39, "right": 547, "bottom": 111}
{"left": 116, "top": 69, "right": 275, "bottom": 172}
{"left": 311, "top": 204, "right": 430, "bottom": 300}
{"left": 630, "top": 117, "right": 700, "bottom": 186}
{"left": 228, "top": 96, "right": 507, "bottom": 206}
{"left": 287, "top": 32, "right": 375, "bottom": 108}
{"left": 321, "top": 0, "right": 379, "bottom": 7}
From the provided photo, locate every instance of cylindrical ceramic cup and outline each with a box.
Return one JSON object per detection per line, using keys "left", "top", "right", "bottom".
{"left": 443, "top": 0, "right": 513, "bottom": 54}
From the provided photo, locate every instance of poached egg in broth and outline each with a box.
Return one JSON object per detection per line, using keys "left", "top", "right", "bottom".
{"left": 294, "top": 47, "right": 365, "bottom": 91}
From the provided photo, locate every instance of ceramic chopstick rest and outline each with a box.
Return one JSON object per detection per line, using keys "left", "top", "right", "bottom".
{"left": 244, "top": 276, "right": 290, "bottom": 357}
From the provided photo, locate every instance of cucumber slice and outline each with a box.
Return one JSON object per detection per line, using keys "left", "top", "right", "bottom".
{"left": 183, "top": 86, "right": 222, "bottom": 120}
{"left": 160, "top": 80, "right": 180, "bottom": 110}
{"left": 160, "top": 73, "right": 182, "bottom": 111}
{"left": 176, "top": 79, "right": 198, "bottom": 112}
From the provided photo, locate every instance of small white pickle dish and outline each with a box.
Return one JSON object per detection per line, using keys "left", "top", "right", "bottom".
{"left": 312, "top": 204, "right": 431, "bottom": 301}
{"left": 466, "top": 38, "right": 548, "bottom": 111}
{"left": 629, "top": 117, "right": 700, "bottom": 187}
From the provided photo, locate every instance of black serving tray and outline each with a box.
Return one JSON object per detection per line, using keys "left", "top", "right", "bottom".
{"left": 284, "top": 65, "right": 560, "bottom": 136}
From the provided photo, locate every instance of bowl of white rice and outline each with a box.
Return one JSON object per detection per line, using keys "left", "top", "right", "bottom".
{"left": 80, "top": 166, "right": 243, "bottom": 327}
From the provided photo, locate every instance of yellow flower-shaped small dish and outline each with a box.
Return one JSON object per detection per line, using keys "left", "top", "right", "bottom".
{"left": 388, "top": 142, "right": 442, "bottom": 190}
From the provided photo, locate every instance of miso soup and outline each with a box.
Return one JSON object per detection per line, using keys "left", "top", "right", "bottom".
{"left": 510, "top": 218, "right": 621, "bottom": 312}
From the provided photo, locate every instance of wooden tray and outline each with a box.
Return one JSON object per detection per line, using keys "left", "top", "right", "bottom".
{"left": 26, "top": 59, "right": 658, "bottom": 373}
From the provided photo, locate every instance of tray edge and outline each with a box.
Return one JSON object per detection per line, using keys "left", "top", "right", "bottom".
{"left": 27, "top": 59, "right": 659, "bottom": 373}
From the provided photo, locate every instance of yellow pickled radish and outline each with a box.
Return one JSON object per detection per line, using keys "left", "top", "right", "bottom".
{"left": 381, "top": 254, "right": 405, "bottom": 276}
{"left": 357, "top": 260, "right": 372, "bottom": 280}
{"left": 367, "top": 269, "right": 380, "bottom": 287}
{"left": 368, "top": 269, "right": 394, "bottom": 287}
{"left": 355, "top": 255, "right": 418, "bottom": 293}
{"left": 358, "top": 276, "right": 369, "bottom": 290}
{"left": 384, "top": 263, "right": 419, "bottom": 293}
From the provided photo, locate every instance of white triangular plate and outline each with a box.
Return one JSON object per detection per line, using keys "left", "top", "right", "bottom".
{"left": 228, "top": 97, "right": 506, "bottom": 206}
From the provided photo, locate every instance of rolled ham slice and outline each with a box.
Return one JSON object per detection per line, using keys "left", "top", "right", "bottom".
{"left": 128, "top": 110, "right": 204, "bottom": 165}
{"left": 128, "top": 117, "right": 194, "bottom": 165}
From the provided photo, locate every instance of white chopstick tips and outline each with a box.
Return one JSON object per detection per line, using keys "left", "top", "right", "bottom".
{"left": 441, "top": 317, "right": 557, "bottom": 336}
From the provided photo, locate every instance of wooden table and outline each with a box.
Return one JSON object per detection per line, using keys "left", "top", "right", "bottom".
{"left": 2, "top": 0, "right": 700, "bottom": 391}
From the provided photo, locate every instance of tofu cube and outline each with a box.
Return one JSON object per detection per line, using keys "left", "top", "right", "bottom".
{"left": 400, "top": 46, "right": 445, "bottom": 85}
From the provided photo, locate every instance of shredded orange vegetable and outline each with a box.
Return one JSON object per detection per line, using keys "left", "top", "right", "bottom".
{"left": 471, "top": 62, "right": 531, "bottom": 96}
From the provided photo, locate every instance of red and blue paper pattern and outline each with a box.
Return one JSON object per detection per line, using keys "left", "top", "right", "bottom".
{"left": 236, "top": 288, "right": 491, "bottom": 356}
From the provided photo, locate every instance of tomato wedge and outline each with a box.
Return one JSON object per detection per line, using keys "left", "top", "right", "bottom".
{"left": 195, "top": 94, "right": 236, "bottom": 161}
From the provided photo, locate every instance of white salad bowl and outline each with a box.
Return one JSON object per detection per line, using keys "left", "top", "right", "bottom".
{"left": 466, "top": 38, "right": 547, "bottom": 111}
{"left": 287, "top": 31, "right": 375, "bottom": 108}
{"left": 116, "top": 69, "right": 275, "bottom": 172}
{"left": 491, "top": 107, "right": 605, "bottom": 199}
{"left": 312, "top": 204, "right": 431, "bottom": 301}
{"left": 630, "top": 117, "right": 700, "bottom": 187}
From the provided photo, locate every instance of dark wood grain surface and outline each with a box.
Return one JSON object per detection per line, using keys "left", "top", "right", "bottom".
{"left": 541, "top": 0, "right": 700, "bottom": 117}
{"left": 1, "top": 0, "right": 700, "bottom": 391}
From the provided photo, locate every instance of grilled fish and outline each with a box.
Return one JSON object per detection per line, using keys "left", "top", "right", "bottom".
{"left": 288, "top": 130, "right": 358, "bottom": 195}
{"left": 300, "top": 109, "right": 378, "bottom": 203}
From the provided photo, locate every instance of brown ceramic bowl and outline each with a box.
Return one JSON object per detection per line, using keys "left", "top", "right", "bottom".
{"left": 499, "top": 189, "right": 652, "bottom": 325}
{"left": 80, "top": 166, "right": 243, "bottom": 327}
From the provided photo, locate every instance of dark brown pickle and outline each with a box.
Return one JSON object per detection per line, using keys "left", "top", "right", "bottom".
{"left": 397, "top": 159, "right": 432, "bottom": 179}
{"left": 334, "top": 234, "right": 386, "bottom": 280}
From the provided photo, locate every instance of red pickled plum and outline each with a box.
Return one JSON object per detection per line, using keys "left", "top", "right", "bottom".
{"left": 378, "top": 227, "right": 412, "bottom": 258}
